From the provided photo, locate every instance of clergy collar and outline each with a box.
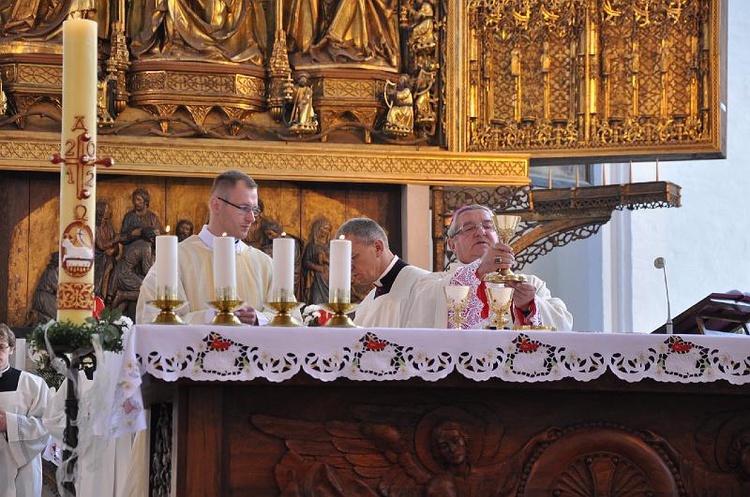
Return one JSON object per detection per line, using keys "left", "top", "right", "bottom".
{"left": 0, "top": 364, "right": 9, "bottom": 377}
{"left": 198, "top": 225, "right": 246, "bottom": 254}
{"left": 374, "top": 255, "right": 400, "bottom": 287}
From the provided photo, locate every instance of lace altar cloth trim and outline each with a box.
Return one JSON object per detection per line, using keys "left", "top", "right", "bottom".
{"left": 109, "top": 326, "right": 750, "bottom": 436}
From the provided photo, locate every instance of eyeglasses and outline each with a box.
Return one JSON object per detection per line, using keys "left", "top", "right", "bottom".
{"left": 217, "top": 197, "right": 261, "bottom": 217}
{"left": 451, "top": 221, "right": 495, "bottom": 237}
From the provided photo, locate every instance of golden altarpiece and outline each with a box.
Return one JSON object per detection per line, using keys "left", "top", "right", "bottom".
{"left": 0, "top": 2, "right": 736, "bottom": 496}
{"left": 0, "top": 0, "right": 723, "bottom": 326}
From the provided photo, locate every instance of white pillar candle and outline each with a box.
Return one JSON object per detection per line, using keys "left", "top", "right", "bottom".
{"left": 57, "top": 19, "right": 98, "bottom": 324}
{"left": 329, "top": 238, "right": 351, "bottom": 303}
{"left": 272, "top": 236, "right": 295, "bottom": 301}
{"left": 155, "top": 231, "right": 179, "bottom": 300}
{"left": 214, "top": 235, "right": 237, "bottom": 300}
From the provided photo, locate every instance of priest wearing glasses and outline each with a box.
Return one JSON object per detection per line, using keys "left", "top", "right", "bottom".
{"left": 136, "top": 170, "right": 274, "bottom": 325}
{"left": 407, "top": 204, "right": 572, "bottom": 331}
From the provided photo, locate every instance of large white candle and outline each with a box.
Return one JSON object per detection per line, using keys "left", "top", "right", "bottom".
{"left": 214, "top": 235, "right": 237, "bottom": 300}
{"left": 272, "top": 236, "right": 295, "bottom": 301}
{"left": 57, "top": 19, "right": 98, "bottom": 324}
{"left": 155, "top": 230, "right": 178, "bottom": 300}
{"left": 329, "top": 238, "right": 351, "bottom": 303}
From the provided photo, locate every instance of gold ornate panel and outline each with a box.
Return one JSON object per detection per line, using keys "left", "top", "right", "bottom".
{"left": 459, "top": 0, "right": 725, "bottom": 162}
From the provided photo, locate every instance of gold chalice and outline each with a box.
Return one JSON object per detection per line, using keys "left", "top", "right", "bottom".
{"left": 444, "top": 285, "right": 471, "bottom": 329}
{"left": 485, "top": 284, "right": 514, "bottom": 330}
{"left": 484, "top": 214, "right": 526, "bottom": 284}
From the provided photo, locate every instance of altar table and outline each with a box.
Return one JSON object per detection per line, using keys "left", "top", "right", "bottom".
{"left": 110, "top": 326, "right": 750, "bottom": 496}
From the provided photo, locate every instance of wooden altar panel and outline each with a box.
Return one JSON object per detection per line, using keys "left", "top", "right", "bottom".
{"left": 0, "top": 171, "right": 401, "bottom": 325}
{"left": 167, "top": 375, "right": 750, "bottom": 496}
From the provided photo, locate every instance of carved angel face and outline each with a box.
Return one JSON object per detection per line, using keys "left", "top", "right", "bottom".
{"left": 433, "top": 424, "right": 469, "bottom": 468}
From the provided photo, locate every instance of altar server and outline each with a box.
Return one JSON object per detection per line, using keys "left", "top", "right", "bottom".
{"left": 0, "top": 324, "right": 51, "bottom": 497}
{"left": 136, "top": 170, "right": 275, "bottom": 325}
{"left": 337, "top": 218, "right": 429, "bottom": 327}
{"left": 407, "top": 205, "right": 573, "bottom": 330}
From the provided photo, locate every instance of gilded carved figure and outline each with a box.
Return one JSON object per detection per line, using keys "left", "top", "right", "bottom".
{"left": 285, "top": 0, "right": 322, "bottom": 55}
{"left": 309, "top": 0, "right": 400, "bottom": 68}
{"left": 414, "top": 61, "right": 437, "bottom": 135}
{"left": 383, "top": 74, "right": 414, "bottom": 137}
{"left": 0, "top": 0, "right": 106, "bottom": 39}
{"left": 286, "top": 73, "right": 318, "bottom": 134}
{"left": 408, "top": 0, "right": 436, "bottom": 53}
{"left": 128, "top": 0, "right": 267, "bottom": 64}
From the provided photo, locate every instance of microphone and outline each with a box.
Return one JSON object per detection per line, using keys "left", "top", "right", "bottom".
{"left": 653, "top": 257, "right": 673, "bottom": 334}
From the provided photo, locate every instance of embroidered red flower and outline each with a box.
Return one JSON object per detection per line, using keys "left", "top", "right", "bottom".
{"left": 93, "top": 296, "right": 105, "bottom": 319}
{"left": 209, "top": 336, "right": 232, "bottom": 351}
{"left": 517, "top": 337, "right": 540, "bottom": 353}
{"left": 365, "top": 337, "right": 387, "bottom": 351}
{"left": 669, "top": 338, "right": 693, "bottom": 353}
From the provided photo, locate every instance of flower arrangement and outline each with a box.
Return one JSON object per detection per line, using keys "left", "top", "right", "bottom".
{"left": 29, "top": 301, "right": 132, "bottom": 386}
{"left": 301, "top": 304, "right": 332, "bottom": 327}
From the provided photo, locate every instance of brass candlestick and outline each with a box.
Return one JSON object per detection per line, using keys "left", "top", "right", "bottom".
{"left": 485, "top": 284, "right": 514, "bottom": 330}
{"left": 148, "top": 298, "right": 186, "bottom": 325}
{"left": 484, "top": 214, "right": 526, "bottom": 284}
{"left": 444, "top": 285, "right": 471, "bottom": 329}
{"left": 208, "top": 299, "right": 244, "bottom": 325}
{"left": 321, "top": 301, "right": 358, "bottom": 328}
{"left": 267, "top": 300, "right": 304, "bottom": 327}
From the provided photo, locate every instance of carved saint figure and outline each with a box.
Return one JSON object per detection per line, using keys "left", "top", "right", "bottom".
{"left": 95, "top": 200, "right": 122, "bottom": 302}
{"left": 111, "top": 227, "right": 157, "bottom": 320}
{"left": 285, "top": 0, "right": 321, "bottom": 54}
{"left": 383, "top": 74, "right": 414, "bottom": 137}
{"left": 120, "top": 188, "right": 164, "bottom": 246}
{"left": 27, "top": 251, "right": 59, "bottom": 325}
{"left": 414, "top": 62, "right": 437, "bottom": 133}
{"left": 287, "top": 73, "right": 318, "bottom": 134}
{"left": 302, "top": 216, "right": 332, "bottom": 304}
{"left": 409, "top": 0, "right": 436, "bottom": 53}
{"left": 309, "top": 0, "right": 400, "bottom": 68}
{"left": 175, "top": 219, "right": 195, "bottom": 242}
{"left": 128, "top": 0, "right": 267, "bottom": 64}
{"left": 0, "top": 0, "right": 105, "bottom": 40}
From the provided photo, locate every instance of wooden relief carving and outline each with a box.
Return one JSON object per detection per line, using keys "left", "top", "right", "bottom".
{"left": 250, "top": 407, "right": 750, "bottom": 496}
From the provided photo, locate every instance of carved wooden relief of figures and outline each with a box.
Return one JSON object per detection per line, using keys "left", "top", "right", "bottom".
{"left": 8, "top": 174, "right": 400, "bottom": 326}
{"left": 166, "top": 377, "right": 750, "bottom": 496}
{"left": 302, "top": 216, "right": 332, "bottom": 304}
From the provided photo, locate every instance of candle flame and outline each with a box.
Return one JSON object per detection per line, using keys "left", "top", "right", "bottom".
{"left": 281, "top": 231, "right": 287, "bottom": 237}
{"left": 165, "top": 225, "right": 171, "bottom": 234}
{"left": 338, "top": 234, "right": 345, "bottom": 240}
{"left": 222, "top": 232, "right": 228, "bottom": 237}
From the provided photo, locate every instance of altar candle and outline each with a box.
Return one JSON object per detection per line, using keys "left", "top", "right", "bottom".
{"left": 57, "top": 19, "right": 98, "bottom": 324}
{"left": 329, "top": 238, "right": 352, "bottom": 303}
{"left": 214, "top": 234, "right": 236, "bottom": 300}
{"left": 155, "top": 227, "right": 178, "bottom": 300}
{"left": 272, "top": 235, "right": 295, "bottom": 301}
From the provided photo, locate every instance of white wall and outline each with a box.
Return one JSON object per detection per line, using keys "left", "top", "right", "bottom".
{"left": 526, "top": 2, "right": 750, "bottom": 333}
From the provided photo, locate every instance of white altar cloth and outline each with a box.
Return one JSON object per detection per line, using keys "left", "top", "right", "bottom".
{"left": 109, "top": 325, "right": 750, "bottom": 437}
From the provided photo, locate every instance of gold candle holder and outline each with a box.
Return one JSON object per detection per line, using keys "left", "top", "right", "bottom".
{"left": 321, "top": 302, "right": 358, "bottom": 328}
{"left": 444, "top": 285, "right": 471, "bottom": 329}
{"left": 484, "top": 214, "right": 526, "bottom": 284}
{"left": 208, "top": 299, "right": 244, "bottom": 326}
{"left": 148, "top": 298, "right": 186, "bottom": 325}
{"left": 485, "top": 284, "right": 514, "bottom": 330}
{"left": 267, "top": 300, "right": 304, "bottom": 327}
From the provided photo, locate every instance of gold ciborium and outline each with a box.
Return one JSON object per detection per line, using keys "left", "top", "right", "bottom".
{"left": 484, "top": 214, "right": 526, "bottom": 284}
{"left": 444, "top": 285, "right": 471, "bottom": 329}
{"left": 267, "top": 289, "right": 303, "bottom": 327}
{"left": 485, "top": 284, "right": 514, "bottom": 330}
{"left": 148, "top": 298, "right": 186, "bottom": 325}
